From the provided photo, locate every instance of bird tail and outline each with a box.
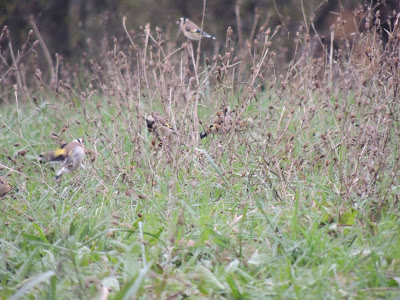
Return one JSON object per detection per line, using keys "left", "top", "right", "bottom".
{"left": 200, "top": 132, "right": 208, "bottom": 139}
{"left": 205, "top": 34, "right": 216, "bottom": 40}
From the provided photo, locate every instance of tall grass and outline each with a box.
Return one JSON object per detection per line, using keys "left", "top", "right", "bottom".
{"left": 1, "top": 4, "right": 400, "bottom": 299}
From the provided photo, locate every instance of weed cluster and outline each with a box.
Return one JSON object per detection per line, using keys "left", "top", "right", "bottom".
{"left": 1, "top": 3, "right": 400, "bottom": 299}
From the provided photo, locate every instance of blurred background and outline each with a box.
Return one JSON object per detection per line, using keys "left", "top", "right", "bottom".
{"left": 1, "top": 0, "right": 398, "bottom": 60}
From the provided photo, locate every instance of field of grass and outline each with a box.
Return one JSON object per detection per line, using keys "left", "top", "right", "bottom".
{"left": 1, "top": 10, "right": 400, "bottom": 299}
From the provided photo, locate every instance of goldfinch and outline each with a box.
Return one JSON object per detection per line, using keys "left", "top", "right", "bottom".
{"left": 146, "top": 112, "right": 179, "bottom": 146}
{"left": 0, "top": 177, "right": 11, "bottom": 197}
{"left": 177, "top": 17, "right": 216, "bottom": 41}
{"left": 200, "top": 107, "right": 234, "bottom": 139}
{"left": 40, "top": 138, "right": 85, "bottom": 179}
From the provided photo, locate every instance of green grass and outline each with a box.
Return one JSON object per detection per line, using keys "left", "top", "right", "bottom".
{"left": 1, "top": 87, "right": 400, "bottom": 299}
{"left": 1, "top": 13, "right": 400, "bottom": 298}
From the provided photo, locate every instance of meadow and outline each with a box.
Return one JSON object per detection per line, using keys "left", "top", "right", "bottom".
{"left": 1, "top": 8, "right": 400, "bottom": 299}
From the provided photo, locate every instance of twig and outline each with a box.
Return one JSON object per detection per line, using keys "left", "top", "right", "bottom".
{"left": 249, "top": 7, "right": 260, "bottom": 43}
{"left": 195, "top": 0, "right": 207, "bottom": 74}
{"left": 162, "top": 45, "right": 184, "bottom": 63}
{"left": 7, "top": 35, "right": 23, "bottom": 95}
{"left": 235, "top": 0, "right": 243, "bottom": 45}
{"left": 300, "top": 0, "right": 309, "bottom": 33}
{"left": 29, "top": 16, "right": 55, "bottom": 87}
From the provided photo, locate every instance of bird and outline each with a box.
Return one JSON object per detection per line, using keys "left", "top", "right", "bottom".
{"left": 40, "top": 138, "right": 85, "bottom": 180}
{"left": 0, "top": 177, "right": 11, "bottom": 197}
{"left": 177, "top": 17, "right": 216, "bottom": 41}
{"left": 200, "top": 107, "right": 234, "bottom": 139}
{"left": 146, "top": 112, "right": 176, "bottom": 138}
{"left": 146, "top": 112, "right": 179, "bottom": 146}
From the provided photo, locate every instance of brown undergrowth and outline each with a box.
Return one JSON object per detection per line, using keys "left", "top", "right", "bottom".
{"left": 1, "top": 4, "right": 400, "bottom": 227}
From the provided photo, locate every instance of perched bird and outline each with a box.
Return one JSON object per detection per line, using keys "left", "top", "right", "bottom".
{"left": 146, "top": 112, "right": 175, "bottom": 138}
{"left": 200, "top": 107, "right": 234, "bottom": 139}
{"left": 146, "top": 112, "right": 179, "bottom": 146}
{"left": 0, "top": 177, "right": 11, "bottom": 197}
{"left": 177, "top": 17, "right": 216, "bottom": 41}
{"left": 40, "top": 138, "right": 85, "bottom": 180}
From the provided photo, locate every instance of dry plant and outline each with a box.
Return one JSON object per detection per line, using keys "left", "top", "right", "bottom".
{"left": 1, "top": 1, "right": 400, "bottom": 298}
{"left": 1, "top": 4, "right": 399, "bottom": 220}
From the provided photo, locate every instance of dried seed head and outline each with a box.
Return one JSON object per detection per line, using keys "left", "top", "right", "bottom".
{"left": 35, "top": 69, "right": 42, "bottom": 80}
{"left": 226, "top": 26, "right": 233, "bottom": 39}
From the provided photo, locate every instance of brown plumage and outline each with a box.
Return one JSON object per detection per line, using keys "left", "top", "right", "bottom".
{"left": 200, "top": 107, "right": 234, "bottom": 139}
{"left": 0, "top": 177, "right": 11, "bottom": 197}
{"left": 177, "top": 17, "right": 216, "bottom": 41}
{"left": 40, "top": 139, "right": 82, "bottom": 163}
{"left": 146, "top": 112, "right": 179, "bottom": 146}
{"left": 40, "top": 138, "right": 85, "bottom": 180}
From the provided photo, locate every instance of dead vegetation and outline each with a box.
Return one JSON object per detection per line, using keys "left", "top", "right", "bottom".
{"left": 0, "top": 3, "right": 399, "bottom": 219}
{"left": 0, "top": 2, "right": 400, "bottom": 298}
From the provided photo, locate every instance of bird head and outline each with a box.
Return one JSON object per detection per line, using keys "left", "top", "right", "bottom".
{"left": 177, "top": 17, "right": 186, "bottom": 25}
{"left": 74, "top": 138, "right": 84, "bottom": 146}
{"left": 146, "top": 115, "right": 156, "bottom": 130}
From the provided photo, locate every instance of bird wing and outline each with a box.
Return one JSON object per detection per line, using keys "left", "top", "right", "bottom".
{"left": 53, "top": 147, "right": 67, "bottom": 158}
{"left": 54, "top": 140, "right": 80, "bottom": 160}
{"left": 184, "top": 21, "right": 201, "bottom": 34}
{"left": 39, "top": 148, "right": 67, "bottom": 163}
{"left": 188, "top": 27, "right": 202, "bottom": 34}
